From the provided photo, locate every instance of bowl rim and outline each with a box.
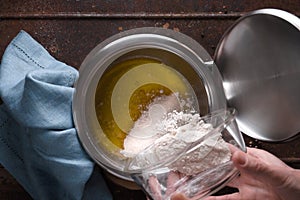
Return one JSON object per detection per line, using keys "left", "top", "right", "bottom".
{"left": 72, "top": 27, "right": 227, "bottom": 181}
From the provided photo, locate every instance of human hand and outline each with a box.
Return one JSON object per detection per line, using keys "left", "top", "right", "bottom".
{"left": 204, "top": 147, "right": 300, "bottom": 200}
{"left": 149, "top": 146, "right": 300, "bottom": 200}
{"left": 147, "top": 171, "right": 182, "bottom": 200}
{"left": 169, "top": 147, "right": 300, "bottom": 200}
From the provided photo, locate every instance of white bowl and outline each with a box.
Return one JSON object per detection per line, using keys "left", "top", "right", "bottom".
{"left": 73, "top": 27, "right": 227, "bottom": 181}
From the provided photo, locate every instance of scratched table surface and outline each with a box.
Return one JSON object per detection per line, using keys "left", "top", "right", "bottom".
{"left": 1, "top": 1, "right": 300, "bottom": 199}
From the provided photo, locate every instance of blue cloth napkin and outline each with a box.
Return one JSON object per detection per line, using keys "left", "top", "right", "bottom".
{"left": 0, "top": 30, "right": 112, "bottom": 200}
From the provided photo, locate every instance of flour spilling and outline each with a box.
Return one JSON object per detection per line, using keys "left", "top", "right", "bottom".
{"left": 121, "top": 95, "right": 231, "bottom": 175}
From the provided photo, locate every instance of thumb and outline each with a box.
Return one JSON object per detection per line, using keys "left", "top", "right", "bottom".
{"left": 170, "top": 193, "right": 188, "bottom": 200}
{"left": 232, "top": 150, "right": 288, "bottom": 187}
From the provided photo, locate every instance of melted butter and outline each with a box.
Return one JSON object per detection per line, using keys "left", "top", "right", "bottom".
{"left": 129, "top": 83, "right": 172, "bottom": 121}
{"left": 95, "top": 58, "right": 197, "bottom": 148}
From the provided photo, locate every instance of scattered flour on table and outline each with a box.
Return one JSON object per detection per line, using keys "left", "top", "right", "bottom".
{"left": 121, "top": 95, "right": 231, "bottom": 175}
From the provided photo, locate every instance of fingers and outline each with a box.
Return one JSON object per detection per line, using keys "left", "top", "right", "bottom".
{"left": 170, "top": 193, "right": 188, "bottom": 200}
{"left": 231, "top": 149, "right": 291, "bottom": 188}
{"left": 166, "top": 171, "right": 181, "bottom": 196}
{"left": 148, "top": 172, "right": 183, "bottom": 200}
{"left": 170, "top": 192, "right": 242, "bottom": 200}
{"left": 204, "top": 193, "right": 240, "bottom": 200}
{"left": 231, "top": 150, "right": 247, "bottom": 167}
{"left": 247, "top": 147, "right": 289, "bottom": 168}
{"left": 227, "top": 143, "right": 242, "bottom": 154}
{"left": 225, "top": 177, "right": 240, "bottom": 189}
{"left": 148, "top": 176, "right": 162, "bottom": 200}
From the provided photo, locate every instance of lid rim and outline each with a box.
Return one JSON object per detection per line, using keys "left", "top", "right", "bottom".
{"left": 214, "top": 8, "right": 300, "bottom": 142}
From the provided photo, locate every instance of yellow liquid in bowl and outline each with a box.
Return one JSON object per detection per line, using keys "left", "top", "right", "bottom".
{"left": 95, "top": 58, "right": 197, "bottom": 148}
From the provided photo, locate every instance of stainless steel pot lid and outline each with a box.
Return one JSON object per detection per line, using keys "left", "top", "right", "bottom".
{"left": 215, "top": 9, "right": 300, "bottom": 142}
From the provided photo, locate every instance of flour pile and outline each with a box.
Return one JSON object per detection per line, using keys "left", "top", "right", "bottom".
{"left": 121, "top": 95, "right": 231, "bottom": 175}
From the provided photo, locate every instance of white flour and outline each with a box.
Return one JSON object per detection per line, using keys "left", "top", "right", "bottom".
{"left": 121, "top": 95, "right": 231, "bottom": 175}
{"left": 121, "top": 94, "right": 181, "bottom": 158}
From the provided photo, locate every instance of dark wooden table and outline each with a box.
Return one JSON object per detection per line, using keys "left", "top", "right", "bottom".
{"left": 1, "top": 1, "right": 300, "bottom": 199}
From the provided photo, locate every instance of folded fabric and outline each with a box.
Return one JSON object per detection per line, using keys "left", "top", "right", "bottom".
{"left": 0, "top": 30, "right": 112, "bottom": 200}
